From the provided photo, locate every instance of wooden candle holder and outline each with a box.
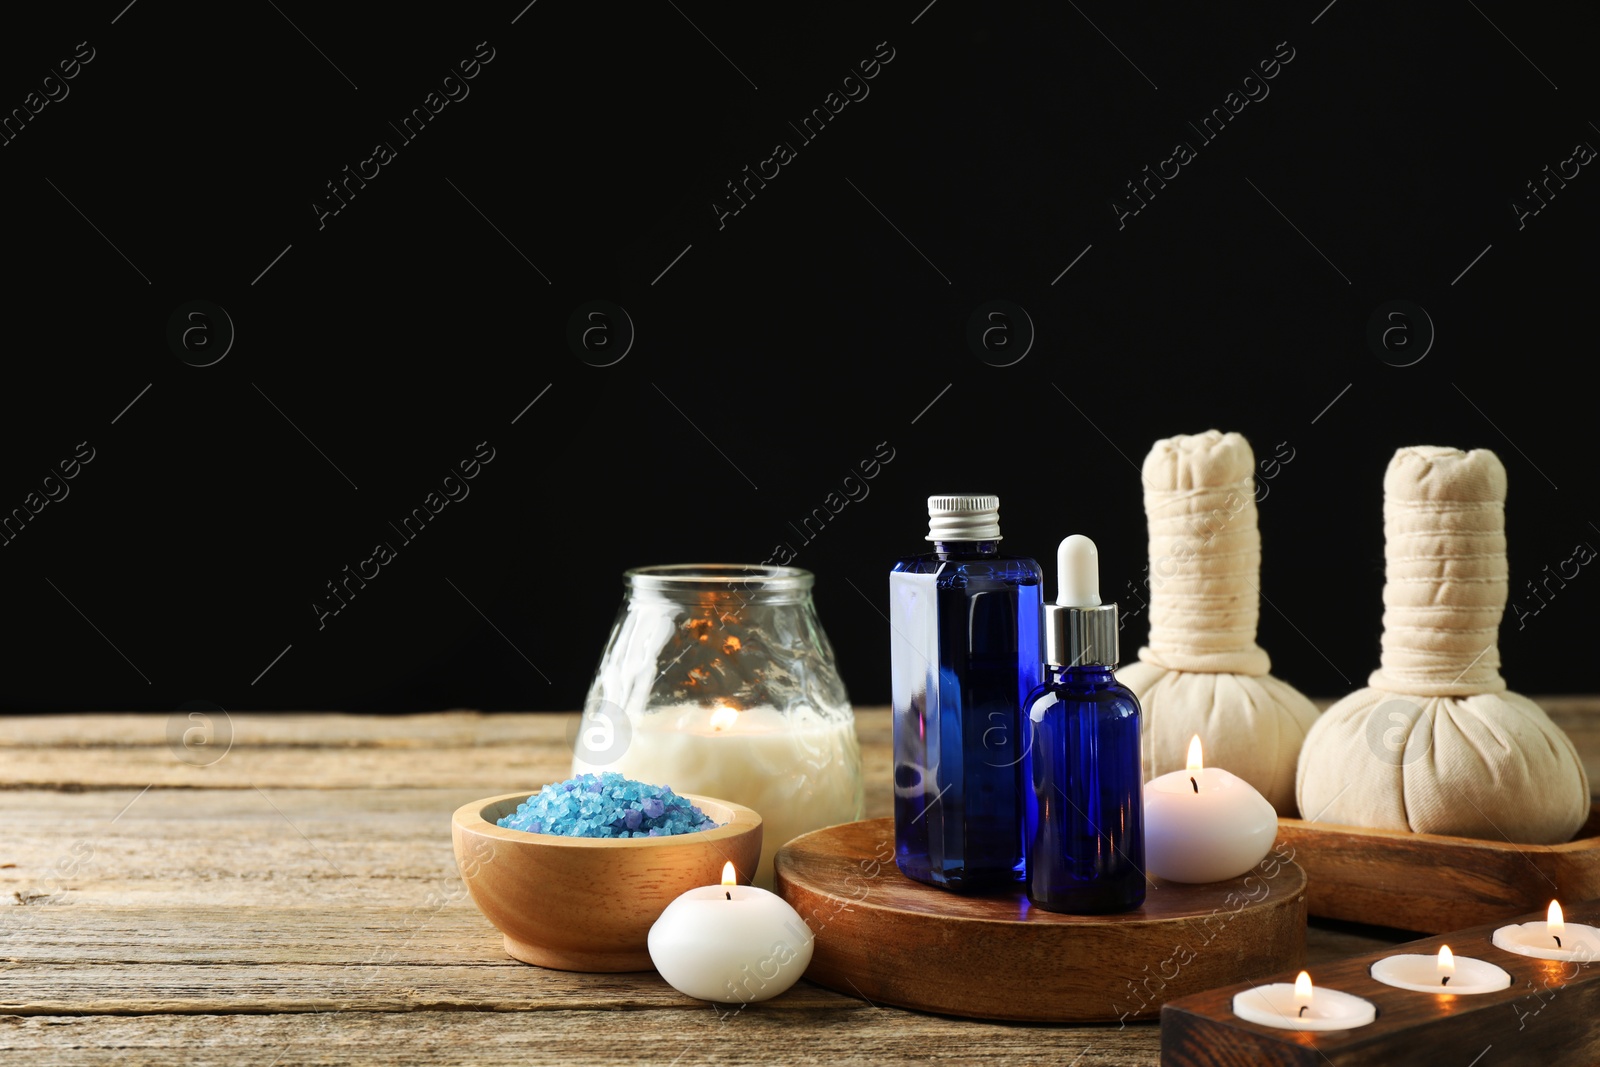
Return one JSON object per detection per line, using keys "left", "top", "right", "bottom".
{"left": 1160, "top": 899, "right": 1600, "bottom": 1066}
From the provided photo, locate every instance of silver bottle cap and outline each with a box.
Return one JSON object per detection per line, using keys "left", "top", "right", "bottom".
{"left": 926, "top": 494, "right": 1002, "bottom": 541}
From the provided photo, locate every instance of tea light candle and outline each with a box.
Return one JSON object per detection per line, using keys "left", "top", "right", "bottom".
{"left": 1232, "top": 971, "right": 1376, "bottom": 1031}
{"left": 1143, "top": 736, "right": 1279, "bottom": 883}
{"left": 648, "top": 861, "right": 816, "bottom": 1004}
{"left": 1492, "top": 900, "right": 1600, "bottom": 963}
{"left": 575, "top": 702, "right": 862, "bottom": 889}
{"left": 1370, "top": 944, "right": 1511, "bottom": 994}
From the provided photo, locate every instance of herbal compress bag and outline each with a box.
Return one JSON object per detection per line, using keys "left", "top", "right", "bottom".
{"left": 1296, "top": 446, "right": 1589, "bottom": 843}
{"left": 1120, "top": 430, "right": 1319, "bottom": 815}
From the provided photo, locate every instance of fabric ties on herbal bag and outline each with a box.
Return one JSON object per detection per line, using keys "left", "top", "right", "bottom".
{"left": 1295, "top": 446, "right": 1590, "bottom": 844}
{"left": 1120, "top": 429, "right": 1319, "bottom": 816}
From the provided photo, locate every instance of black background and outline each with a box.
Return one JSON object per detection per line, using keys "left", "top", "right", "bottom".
{"left": 2, "top": 2, "right": 1594, "bottom": 714}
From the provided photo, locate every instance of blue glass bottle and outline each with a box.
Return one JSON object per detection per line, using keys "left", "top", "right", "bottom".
{"left": 890, "top": 495, "right": 1043, "bottom": 892}
{"left": 1022, "top": 534, "right": 1146, "bottom": 913}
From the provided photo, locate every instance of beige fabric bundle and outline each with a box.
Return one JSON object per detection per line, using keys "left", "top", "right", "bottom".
{"left": 1119, "top": 430, "right": 1319, "bottom": 815}
{"left": 1295, "top": 446, "right": 1590, "bottom": 843}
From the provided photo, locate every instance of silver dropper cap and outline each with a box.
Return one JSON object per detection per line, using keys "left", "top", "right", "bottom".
{"left": 1043, "top": 534, "right": 1120, "bottom": 668}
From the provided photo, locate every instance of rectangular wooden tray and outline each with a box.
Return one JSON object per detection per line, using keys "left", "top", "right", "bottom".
{"left": 1274, "top": 801, "right": 1600, "bottom": 934}
{"left": 1161, "top": 897, "right": 1600, "bottom": 1067}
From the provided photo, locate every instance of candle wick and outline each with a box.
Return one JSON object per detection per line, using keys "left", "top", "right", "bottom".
{"left": 726, "top": 890, "right": 732, "bottom": 900}
{"left": 1298, "top": 1006, "right": 1308, "bottom": 1017}
{"left": 1554, "top": 934, "right": 1562, "bottom": 948}
{"left": 1441, "top": 976, "right": 1450, "bottom": 986}
{"left": 1190, "top": 776, "right": 1198, "bottom": 794}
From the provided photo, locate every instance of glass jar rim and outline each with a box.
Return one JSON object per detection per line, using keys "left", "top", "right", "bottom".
{"left": 624, "top": 563, "right": 814, "bottom": 592}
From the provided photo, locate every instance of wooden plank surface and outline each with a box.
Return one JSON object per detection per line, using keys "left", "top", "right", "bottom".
{"left": 0, "top": 1010, "right": 1162, "bottom": 1067}
{"left": 1, "top": 704, "right": 1593, "bottom": 1066}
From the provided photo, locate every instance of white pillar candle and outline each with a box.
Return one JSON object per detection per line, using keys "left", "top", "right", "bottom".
{"left": 648, "top": 861, "right": 815, "bottom": 1004}
{"left": 574, "top": 703, "right": 863, "bottom": 889}
{"left": 1370, "top": 945, "right": 1511, "bottom": 994}
{"left": 1232, "top": 971, "right": 1376, "bottom": 1031}
{"left": 1143, "top": 735, "right": 1279, "bottom": 883}
{"left": 1492, "top": 900, "right": 1600, "bottom": 962}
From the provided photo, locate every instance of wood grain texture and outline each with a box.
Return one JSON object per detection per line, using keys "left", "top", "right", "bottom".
{"left": 1160, "top": 898, "right": 1600, "bottom": 1067}
{"left": 775, "top": 817, "right": 1307, "bottom": 1023}
{"left": 0, "top": 705, "right": 1591, "bottom": 1066}
{"left": 450, "top": 791, "right": 763, "bottom": 971}
{"left": 0, "top": 904, "right": 1395, "bottom": 1011}
{"left": 1276, "top": 803, "right": 1600, "bottom": 933}
{"left": 0, "top": 1010, "right": 1158, "bottom": 1067}
{"left": 0, "top": 711, "right": 897, "bottom": 815}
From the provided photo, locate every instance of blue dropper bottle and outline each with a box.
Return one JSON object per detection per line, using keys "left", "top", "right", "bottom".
{"left": 1022, "top": 534, "right": 1147, "bottom": 913}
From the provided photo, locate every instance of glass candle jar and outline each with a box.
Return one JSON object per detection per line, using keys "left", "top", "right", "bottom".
{"left": 571, "top": 564, "right": 864, "bottom": 888}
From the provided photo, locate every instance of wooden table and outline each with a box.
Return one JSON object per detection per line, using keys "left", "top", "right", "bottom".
{"left": 4, "top": 703, "right": 1597, "bottom": 1066}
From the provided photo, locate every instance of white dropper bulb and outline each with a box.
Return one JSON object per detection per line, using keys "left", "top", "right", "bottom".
{"left": 1056, "top": 534, "right": 1102, "bottom": 608}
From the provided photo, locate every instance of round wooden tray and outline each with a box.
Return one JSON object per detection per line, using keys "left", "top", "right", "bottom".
{"left": 774, "top": 818, "right": 1306, "bottom": 1023}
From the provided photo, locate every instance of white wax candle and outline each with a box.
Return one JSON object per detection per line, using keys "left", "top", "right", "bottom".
{"left": 1492, "top": 901, "right": 1600, "bottom": 962}
{"left": 1143, "top": 736, "right": 1278, "bottom": 883}
{"left": 1370, "top": 947, "right": 1510, "bottom": 994}
{"left": 1232, "top": 972, "right": 1376, "bottom": 1031}
{"left": 648, "top": 863, "right": 815, "bottom": 1004}
{"left": 573, "top": 703, "right": 863, "bottom": 889}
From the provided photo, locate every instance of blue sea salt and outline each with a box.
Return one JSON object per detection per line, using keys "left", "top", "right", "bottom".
{"left": 497, "top": 771, "right": 720, "bottom": 839}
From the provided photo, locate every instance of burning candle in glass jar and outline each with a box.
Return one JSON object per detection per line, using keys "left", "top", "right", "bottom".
{"left": 1143, "top": 736, "right": 1279, "bottom": 883}
{"left": 576, "top": 700, "right": 862, "bottom": 889}
{"left": 574, "top": 563, "right": 866, "bottom": 891}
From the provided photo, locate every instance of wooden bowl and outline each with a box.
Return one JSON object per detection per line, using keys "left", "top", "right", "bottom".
{"left": 451, "top": 790, "right": 763, "bottom": 972}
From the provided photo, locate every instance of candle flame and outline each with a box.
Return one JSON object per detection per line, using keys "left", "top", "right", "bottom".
{"left": 710, "top": 706, "right": 740, "bottom": 731}
{"left": 1186, "top": 735, "right": 1204, "bottom": 773}
{"left": 1293, "top": 971, "right": 1313, "bottom": 1008}
{"left": 1437, "top": 945, "right": 1455, "bottom": 976}
{"left": 721, "top": 861, "right": 737, "bottom": 887}
{"left": 1549, "top": 900, "right": 1565, "bottom": 937}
